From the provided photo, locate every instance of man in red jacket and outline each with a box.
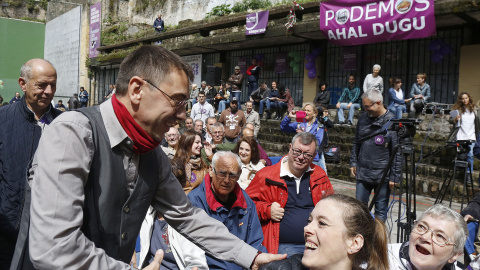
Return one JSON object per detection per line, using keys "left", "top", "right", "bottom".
{"left": 246, "top": 132, "right": 334, "bottom": 256}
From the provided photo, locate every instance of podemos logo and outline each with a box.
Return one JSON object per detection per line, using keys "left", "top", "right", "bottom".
{"left": 335, "top": 8, "right": 349, "bottom": 24}
{"left": 395, "top": 0, "right": 412, "bottom": 14}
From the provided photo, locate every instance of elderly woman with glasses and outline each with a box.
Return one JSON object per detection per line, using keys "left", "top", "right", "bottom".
{"left": 388, "top": 204, "right": 468, "bottom": 270}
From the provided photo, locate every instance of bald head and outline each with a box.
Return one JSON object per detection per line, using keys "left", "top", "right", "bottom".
{"left": 20, "top": 59, "right": 56, "bottom": 84}
{"left": 19, "top": 59, "right": 57, "bottom": 118}
{"left": 242, "top": 128, "right": 254, "bottom": 139}
{"left": 245, "top": 123, "right": 255, "bottom": 131}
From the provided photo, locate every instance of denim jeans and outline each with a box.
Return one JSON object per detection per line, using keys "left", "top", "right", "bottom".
{"left": 278, "top": 243, "right": 305, "bottom": 257}
{"left": 356, "top": 180, "right": 390, "bottom": 222}
{"left": 466, "top": 222, "right": 478, "bottom": 255}
{"left": 259, "top": 100, "right": 267, "bottom": 115}
{"left": 337, "top": 103, "right": 361, "bottom": 123}
{"left": 218, "top": 100, "right": 230, "bottom": 113}
{"left": 231, "top": 91, "right": 241, "bottom": 103}
{"left": 388, "top": 104, "right": 406, "bottom": 119}
{"left": 267, "top": 100, "right": 288, "bottom": 117}
{"left": 312, "top": 153, "right": 327, "bottom": 174}
{"left": 467, "top": 142, "right": 475, "bottom": 183}
{"left": 248, "top": 81, "right": 258, "bottom": 97}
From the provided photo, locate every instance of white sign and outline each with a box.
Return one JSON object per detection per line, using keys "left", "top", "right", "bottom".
{"left": 181, "top": 54, "right": 202, "bottom": 88}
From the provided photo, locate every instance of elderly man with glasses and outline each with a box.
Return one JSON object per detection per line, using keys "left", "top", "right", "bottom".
{"left": 188, "top": 151, "right": 267, "bottom": 269}
{"left": 388, "top": 204, "right": 467, "bottom": 270}
{"left": 246, "top": 132, "right": 334, "bottom": 256}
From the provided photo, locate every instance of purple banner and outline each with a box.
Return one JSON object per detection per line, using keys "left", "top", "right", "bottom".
{"left": 89, "top": 3, "right": 101, "bottom": 58}
{"left": 275, "top": 53, "right": 287, "bottom": 74}
{"left": 238, "top": 57, "right": 247, "bottom": 74}
{"left": 320, "top": 0, "right": 436, "bottom": 46}
{"left": 246, "top": 10, "right": 269, "bottom": 35}
{"left": 342, "top": 46, "right": 357, "bottom": 70}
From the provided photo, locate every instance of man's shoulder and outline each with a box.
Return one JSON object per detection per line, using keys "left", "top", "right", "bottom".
{"left": 255, "top": 162, "right": 280, "bottom": 179}
{"left": 187, "top": 181, "right": 207, "bottom": 203}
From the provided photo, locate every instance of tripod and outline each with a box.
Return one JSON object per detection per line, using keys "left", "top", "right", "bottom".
{"left": 434, "top": 153, "right": 474, "bottom": 211}
{"left": 368, "top": 137, "right": 416, "bottom": 243}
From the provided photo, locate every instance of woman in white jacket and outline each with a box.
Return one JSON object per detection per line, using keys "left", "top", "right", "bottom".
{"left": 388, "top": 204, "right": 467, "bottom": 270}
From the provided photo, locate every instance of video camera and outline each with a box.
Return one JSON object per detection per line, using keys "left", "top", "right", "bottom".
{"left": 389, "top": 118, "right": 421, "bottom": 139}
{"left": 447, "top": 140, "right": 474, "bottom": 161}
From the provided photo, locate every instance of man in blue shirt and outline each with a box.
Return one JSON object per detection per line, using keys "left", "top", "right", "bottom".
{"left": 336, "top": 75, "right": 361, "bottom": 126}
{"left": 188, "top": 151, "right": 267, "bottom": 270}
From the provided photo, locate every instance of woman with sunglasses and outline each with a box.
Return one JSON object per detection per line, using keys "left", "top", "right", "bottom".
{"left": 388, "top": 204, "right": 467, "bottom": 270}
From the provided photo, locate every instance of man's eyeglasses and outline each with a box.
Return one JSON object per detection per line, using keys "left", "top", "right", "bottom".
{"left": 143, "top": 79, "right": 188, "bottom": 110}
{"left": 363, "top": 102, "right": 378, "bottom": 110}
{"left": 214, "top": 169, "right": 240, "bottom": 182}
{"left": 291, "top": 148, "right": 315, "bottom": 160}
{"left": 412, "top": 221, "right": 456, "bottom": 247}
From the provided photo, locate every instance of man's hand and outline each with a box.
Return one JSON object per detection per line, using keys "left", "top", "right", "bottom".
{"left": 350, "top": 167, "right": 356, "bottom": 177}
{"left": 464, "top": 214, "right": 475, "bottom": 222}
{"left": 251, "top": 253, "right": 287, "bottom": 270}
{"left": 143, "top": 249, "right": 164, "bottom": 270}
{"left": 270, "top": 202, "right": 285, "bottom": 222}
{"left": 347, "top": 102, "right": 352, "bottom": 109}
{"left": 389, "top": 181, "right": 396, "bottom": 189}
{"left": 336, "top": 102, "right": 340, "bottom": 109}
{"left": 204, "top": 142, "right": 213, "bottom": 160}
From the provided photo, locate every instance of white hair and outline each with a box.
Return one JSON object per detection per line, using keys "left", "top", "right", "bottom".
{"left": 361, "top": 90, "right": 383, "bottom": 104}
{"left": 210, "top": 122, "right": 225, "bottom": 133}
{"left": 211, "top": 151, "right": 241, "bottom": 172}
{"left": 418, "top": 204, "right": 467, "bottom": 254}
{"left": 373, "top": 64, "right": 381, "bottom": 71}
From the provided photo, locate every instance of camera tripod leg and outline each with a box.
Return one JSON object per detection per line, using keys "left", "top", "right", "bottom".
{"left": 435, "top": 168, "right": 453, "bottom": 205}
{"left": 461, "top": 163, "right": 475, "bottom": 211}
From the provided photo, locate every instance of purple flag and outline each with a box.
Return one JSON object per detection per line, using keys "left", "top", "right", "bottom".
{"left": 275, "top": 53, "right": 287, "bottom": 74}
{"left": 238, "top": 57, "right": 247, "bottom": 74}
{"left": 342, "top": 46, "right": 357, "bottom": 70}
{"left": 89, "top": 3, "right": 101, "bottom": 58}
{"left": 320, "top": 0, "right": 436, "bottom": 46}
{"left": 246, "top": 10, "right": 269, "bottom": 36}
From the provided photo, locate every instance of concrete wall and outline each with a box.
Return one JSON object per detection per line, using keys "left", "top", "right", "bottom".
{"left": 104, "top": 0, "right": 285, "bottom": 26}
{"left": 459, "top": 44, "right": 480, "bottom": 103}
{"left": 44, "top": 6, "right": 81, "bottom": 103}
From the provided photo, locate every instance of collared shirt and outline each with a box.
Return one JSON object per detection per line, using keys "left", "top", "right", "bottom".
{"left": 279, "top": 156, "right": 313, "bottom": 194}
{"left": 26, "top": 105, "right": 56, "bottom": 130}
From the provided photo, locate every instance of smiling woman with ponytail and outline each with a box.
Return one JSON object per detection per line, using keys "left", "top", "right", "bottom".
{"left": 302, "top": 194, "right": 389, "bottom": 270}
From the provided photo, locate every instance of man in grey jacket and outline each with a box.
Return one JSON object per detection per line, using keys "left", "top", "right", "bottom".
{"left": 28, "top": 45, "right": 285, "bottom": 270}
{"left": 249, "top": 82, "right": 270, "bottom": 118}
{"left": 350, "top": 90, "right": 402, "bottom": 222}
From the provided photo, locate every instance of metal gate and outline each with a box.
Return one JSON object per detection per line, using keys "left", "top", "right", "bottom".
{"left": 325, "top": 28, "right": 462, "bottom": 105}
{"left": 227, "top": 44, "right": 308, "bottom": 106}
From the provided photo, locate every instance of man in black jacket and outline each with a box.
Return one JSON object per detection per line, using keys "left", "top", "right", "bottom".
{"left": 0, "top": 59, "right": 61, "bottom": 269}
{"left": 349, "top": 90, "right": 401, "bottom": 222}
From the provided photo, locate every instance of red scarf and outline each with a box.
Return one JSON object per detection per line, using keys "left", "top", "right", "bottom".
{"left": 111, "top": 94, "right": 160, "bottom": 154}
